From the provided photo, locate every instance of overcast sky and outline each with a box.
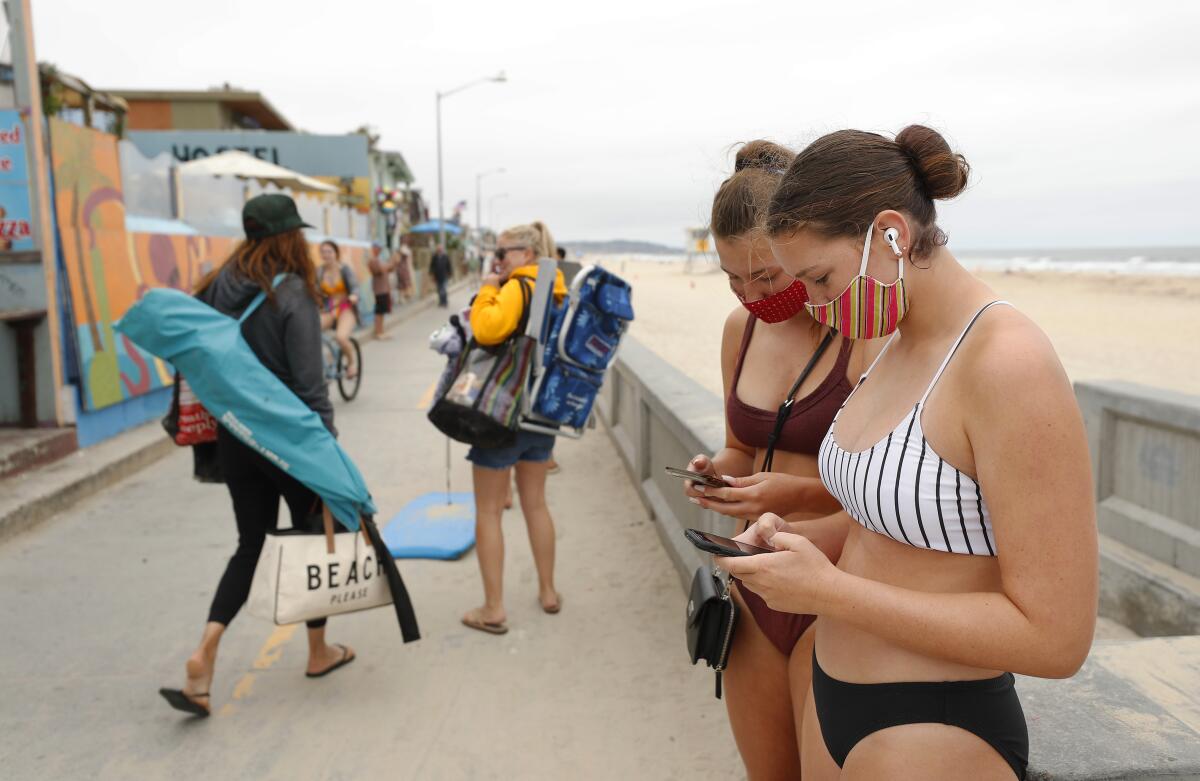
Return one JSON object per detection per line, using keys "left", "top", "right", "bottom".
{"left": 34, "top": 0, "right": 1200, "bottom": 249}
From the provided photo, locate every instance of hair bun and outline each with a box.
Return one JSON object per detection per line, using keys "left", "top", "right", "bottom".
{"left": 894, "top": 125, "right": 969, "bottom": 200}
{"left": 734, "top": 140, "right": 795, "bottom": 174}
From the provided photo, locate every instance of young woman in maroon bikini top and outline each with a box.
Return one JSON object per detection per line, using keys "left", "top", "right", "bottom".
{"left": 682, "top": 140, "right": 880, "bottom": 780}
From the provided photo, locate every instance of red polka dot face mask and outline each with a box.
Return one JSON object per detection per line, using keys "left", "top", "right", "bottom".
{"left": 738, "top": 278, "right": 809, "bottom": 323}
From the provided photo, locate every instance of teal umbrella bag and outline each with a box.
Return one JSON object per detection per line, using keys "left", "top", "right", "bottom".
{"left": 116, "top": 279, "right": 419, "bottom": 642}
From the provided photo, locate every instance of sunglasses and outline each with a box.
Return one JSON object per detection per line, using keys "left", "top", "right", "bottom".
{"left": 495, "top": 246, "right": 528, "bottom": 261}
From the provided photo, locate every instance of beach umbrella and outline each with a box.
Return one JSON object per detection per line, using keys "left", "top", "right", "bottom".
{"left": 178, "top": 150, "right": 339, "bottom": 194}
{"left": 409, "top": 219, "right": 463, "bottom": 235}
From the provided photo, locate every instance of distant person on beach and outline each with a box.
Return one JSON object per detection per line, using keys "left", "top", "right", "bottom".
{"left": 717, "top": 126, "right": 1097, "bottom": 780}
{"left": 318, "top": 239, "right": 360, "bottom": 378}
{"left": 159, "top": 194, "right": 355, "bottom": 718}
{"left": 394, "top": 236, "right": 415, "bottom": 304}
{"left": 683, "top": 140, "right": 880, "bottom": 778}
{"left": 461, "top": 220, "right": 567, "bottom": 635}
{"left": 556, "top": 246, "right": 567, "bottom": 261}
{"left": 431, "top": 244, "right": 452, "bottom": 308}
{"left": 368, "top": 242, "right": 396, "bottom": 339}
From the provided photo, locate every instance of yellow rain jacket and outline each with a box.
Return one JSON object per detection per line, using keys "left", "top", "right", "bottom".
{"left": 470, "top": 264, "right": 568, "bottom": 346}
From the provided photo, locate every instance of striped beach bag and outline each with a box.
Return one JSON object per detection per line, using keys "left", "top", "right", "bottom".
{"left": 428, "top": 279, "right": 536, "bottom": 448}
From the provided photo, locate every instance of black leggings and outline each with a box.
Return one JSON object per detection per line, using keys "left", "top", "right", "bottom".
{"left": 208, "top": 429, "right": 326, "bottom": 629}
{"left": 811, "top": 652, "right": 1028, "bottom": 779}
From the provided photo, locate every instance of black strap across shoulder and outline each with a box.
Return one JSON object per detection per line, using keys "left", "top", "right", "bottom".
{"left": 761, "top": 329, "right": 837, "bottom": 474}
{"left": 515, "top": 276, "right": 533, "bottom": 336}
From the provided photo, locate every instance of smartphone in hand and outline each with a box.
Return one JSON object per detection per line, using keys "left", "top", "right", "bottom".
{"left": 664, "top": 466, "right": 729, "bottom": 489}
{"left": 684, "top": 529, "right": 774, "bottom": 557}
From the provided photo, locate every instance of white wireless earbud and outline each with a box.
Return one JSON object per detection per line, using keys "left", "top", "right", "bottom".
{"left": 883, "top": 227, "right": 903, "bottom": 257}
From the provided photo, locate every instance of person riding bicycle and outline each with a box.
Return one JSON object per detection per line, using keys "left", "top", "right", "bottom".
{"left": 317, "top": 240, "right": 360, "bottom": 378}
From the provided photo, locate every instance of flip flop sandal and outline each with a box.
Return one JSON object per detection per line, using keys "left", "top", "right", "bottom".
{"left": 305, "top": 644, "right": 356, "bottom": 678}
{"left": 462, "top": 613, "right": 509, "bottom": 635}
{"left": 542, "top": 593, "right": 563, "bottom": 615}
{"left": 159, "top": 688, "right": 210, "bottom": 717}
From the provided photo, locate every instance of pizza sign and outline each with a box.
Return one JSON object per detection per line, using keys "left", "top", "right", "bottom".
{"left": 0, "top": 112, "right": 32, "bottom": 252}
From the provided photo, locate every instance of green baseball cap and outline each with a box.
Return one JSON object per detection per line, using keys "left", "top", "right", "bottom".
{"left": 241, "top": 193, "right": 314, "bottom": 239}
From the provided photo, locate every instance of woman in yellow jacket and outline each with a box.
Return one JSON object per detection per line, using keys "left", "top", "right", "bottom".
{"left": 461, "top": 221, "right": 568, "bottom": 635}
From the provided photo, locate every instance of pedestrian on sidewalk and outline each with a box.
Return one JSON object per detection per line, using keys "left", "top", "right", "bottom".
{"left": 461, "top": 220, "right": 567, "bottom": 635}
{"left": 394, "top": 236, "right": 415, "bottom": 304}
{"left": 368, "top": 242, "right": 396, "bottom": 339}
{"left": 158, "top": 194, "right": 356, "bottom": 718}
{"left": 431, "top": 243, "right": 452, "bottom": 308}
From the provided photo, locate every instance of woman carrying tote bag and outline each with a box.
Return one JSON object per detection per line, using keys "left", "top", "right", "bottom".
{"left": 159, "top": 194, "right": 356, "bottom": 718}
{"left": 459, "top": 221, "right": 567, "bottom": 635}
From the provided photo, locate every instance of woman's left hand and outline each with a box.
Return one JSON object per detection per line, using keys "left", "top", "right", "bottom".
{"left": 691, "top": 471, "right": 817, "bottom": 519}
{"left": 717, "top": 519, "right": 842, "bottom": 615}
{"left": 481, "top": 273, "right": 503, "bottom": 289}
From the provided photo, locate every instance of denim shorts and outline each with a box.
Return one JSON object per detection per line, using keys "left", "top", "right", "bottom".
{"left": 467, "top": 429, "right": 556, "bottom": 470}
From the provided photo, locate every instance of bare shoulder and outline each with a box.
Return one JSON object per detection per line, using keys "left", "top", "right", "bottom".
{"left": 723, "top": 304, "right": 751, "bottom": 343}
{"left": 959, "top": 304, "right": 1075, "bottom": 418}
{"left": 720, "top": 305, "right": 750, "bottom": 390}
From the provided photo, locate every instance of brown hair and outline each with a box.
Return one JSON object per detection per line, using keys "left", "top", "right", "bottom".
{"left": 320, "top": 239, "right": 340, "bottom": 258}
{"left": 500, "top": 220, "right": 556, "bottom": 260}
{"left": 766, "top": 125, "right": 969, "bottom": 259}
{"left": 196, "top": 229, "right": 321, "bottom": 304}
{"left": 711, "top": 140, "right": 795, "bottom": 239}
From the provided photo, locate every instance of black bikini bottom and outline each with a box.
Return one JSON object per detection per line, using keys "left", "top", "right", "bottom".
{"left": 811, "top": 652, "right": 1028, "bottom": 780}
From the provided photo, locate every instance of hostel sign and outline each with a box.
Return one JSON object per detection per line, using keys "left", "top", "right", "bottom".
{"left": 126, "top": 130, "right": 370, "bottom": 177}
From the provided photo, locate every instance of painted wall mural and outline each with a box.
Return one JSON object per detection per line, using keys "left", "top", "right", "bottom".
{"left": 51, "top": 117, "right": 152, "bottom": 410}
{"left": 50, "top": 119, "right": 377, "bottom": 411}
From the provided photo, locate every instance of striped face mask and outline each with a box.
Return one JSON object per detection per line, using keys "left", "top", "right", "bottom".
{"left": 804, "top": 224, "right": 909, "bottom": 339}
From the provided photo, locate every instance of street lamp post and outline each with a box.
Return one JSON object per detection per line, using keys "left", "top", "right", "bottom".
{"left": 488, "top": 192, "right": 509, "bottom": 231}
{"left": 475, "top": 167, "right": 505, "bottom": 244}
{"left": 435, "top": 70, "right": 507, "bottom": 250}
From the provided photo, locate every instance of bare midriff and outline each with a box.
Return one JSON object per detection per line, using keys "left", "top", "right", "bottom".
{"left": 816, "top": 524, "right": 1005, "bottom": 683}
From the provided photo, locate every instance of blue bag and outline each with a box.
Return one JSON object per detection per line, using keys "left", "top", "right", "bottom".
{"left": 527, "top": 265, "right": 634, "bottom": 434}
{"left": 116, "top": 276, "right": 420, "bottom": 641}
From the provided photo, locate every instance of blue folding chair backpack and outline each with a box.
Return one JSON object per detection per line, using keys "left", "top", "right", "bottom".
{"left": 115, "top": 276, "right": 419, "bottom": 642}
{"left": 520, "top": 259, "right": 635, "bottom": 437}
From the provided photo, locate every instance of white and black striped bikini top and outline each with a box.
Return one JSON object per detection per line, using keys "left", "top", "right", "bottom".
{"left": 818, "top": 301, "right": 1011, "bottom": 556}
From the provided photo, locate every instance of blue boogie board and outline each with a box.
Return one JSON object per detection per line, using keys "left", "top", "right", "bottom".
{"left": 382, "top": 492, "right": 476, "bottom": 560}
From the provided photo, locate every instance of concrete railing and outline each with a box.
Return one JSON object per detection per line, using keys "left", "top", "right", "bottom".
{"left": 597, "top": 336, "right": 1200, "bottom": 780}
{"left": 595, "top": 337, "right": 732, "bottom": 592}
{"left": 1077, "top": 381, "right": 1200, "bottom": 637}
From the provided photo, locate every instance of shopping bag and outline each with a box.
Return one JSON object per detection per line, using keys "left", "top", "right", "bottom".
{"left": 427, "top": 279, "right": 535, "bottom": 448}
{"left": 174, "top": 378, "right": 219, "bottom": 446}
{"left": 248, "top": 506, "right": 393, "bottom": 625}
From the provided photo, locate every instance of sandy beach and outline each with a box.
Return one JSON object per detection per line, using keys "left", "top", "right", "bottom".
{"left": 597, "top": 257, "right": 1200, "bottom": 399}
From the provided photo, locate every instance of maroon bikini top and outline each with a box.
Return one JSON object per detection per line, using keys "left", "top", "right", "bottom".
{"left": 726, "top": 315, "right": 855, "bottom": 457}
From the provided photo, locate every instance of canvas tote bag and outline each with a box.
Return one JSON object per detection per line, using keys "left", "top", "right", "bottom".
{"left": 248, "top": 505, "right": 393, "bottom": 625}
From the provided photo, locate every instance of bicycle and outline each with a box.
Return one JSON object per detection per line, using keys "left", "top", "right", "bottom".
{"left": 321, "top": 332, "right": 362, "bottom": 401}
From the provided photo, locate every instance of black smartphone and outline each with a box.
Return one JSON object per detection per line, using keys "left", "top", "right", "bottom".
{"left": 684, "top": 528, "right": 774, "bottom": 557}
{"left": 664, "top": 466, "right": 729, "bottom": 489}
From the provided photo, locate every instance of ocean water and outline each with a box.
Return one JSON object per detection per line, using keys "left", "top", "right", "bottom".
{"left": 588, "top": 246, "right": 1200, "bottom": 277}
{"left": 957, "top": 246, "right": 1200, "bottom": 277}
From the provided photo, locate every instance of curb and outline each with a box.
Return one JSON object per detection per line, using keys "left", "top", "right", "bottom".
{"left": 0, "top": 423, "right": 175, "bottom": 542}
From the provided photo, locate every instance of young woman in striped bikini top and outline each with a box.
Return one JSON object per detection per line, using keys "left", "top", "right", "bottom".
{"left": 718, "top": 125, "right": 1098, "bottom": 781}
